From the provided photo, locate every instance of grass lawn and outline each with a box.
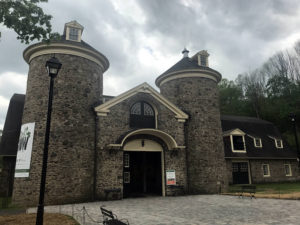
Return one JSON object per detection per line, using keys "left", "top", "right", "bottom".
{"left": 227, "top": 181, "right": 300, "bottom": 199}
{"left": 0, "top": 197, "right": 80, "bottom": 224}
{"left": 0, "top": 213, "right": 80, "bottom": 225}
{"left": 0, "top": 197, "right": 13, "bottom": 209}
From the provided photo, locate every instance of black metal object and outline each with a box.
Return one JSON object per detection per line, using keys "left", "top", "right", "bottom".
{"left": 36, "top": 57, "right": 61, "bottom": 225}
{"left": 129, "top": 102, "right": 155, "bottom": 128}
{"left": 290, "top": 114, "right": 300, "bottom": 167}
{"left": 232, "top": 162, "right": 249, "bottom": 184}
{"left": 239, "top": 185, "right": 256, "bottom": 199}
{"left": 100, "top": 207, "right": 129, "bottom": 225}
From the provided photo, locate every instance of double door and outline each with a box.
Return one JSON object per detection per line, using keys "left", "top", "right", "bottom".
{"left": 232, "top": 162, "right": 249, "bottom": 184}
{"left": 123, "top": 151, "right": 162, "bottom": 197}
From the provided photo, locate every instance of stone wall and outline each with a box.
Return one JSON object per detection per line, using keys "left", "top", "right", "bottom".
{"left": 250, "top": 159, "right": 300, "bottom": 183}
{"left": 160, "top": 77, "right": 228, "bottom": 194}
{"left": 226, "top": 159, "right": 300, "bottom": 184}
{"left": 96, "top": 92, "right": 187, "bottom": 199}
{"left": 0, "top": 157, "right": 15, "bottom": 197}
{"left": 13, "top": 54, "right": 103, "bottom": 207}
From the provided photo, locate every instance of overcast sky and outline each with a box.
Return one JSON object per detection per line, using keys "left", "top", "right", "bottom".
{"left": 1, "top": 0, "right": 300, "bottom": 129}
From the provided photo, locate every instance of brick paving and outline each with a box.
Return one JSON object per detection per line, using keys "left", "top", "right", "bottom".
{"left": 27, "top": 195, "right": 300, "bottom": 225}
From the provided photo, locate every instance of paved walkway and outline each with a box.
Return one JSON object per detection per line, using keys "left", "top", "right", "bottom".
{"left": 27, "top": 195, "right": 300, "bottom": 225}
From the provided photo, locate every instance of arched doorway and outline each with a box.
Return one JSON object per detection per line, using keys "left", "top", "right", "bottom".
{"left": 123, "top": 138, "right": 164, "bottom": 198}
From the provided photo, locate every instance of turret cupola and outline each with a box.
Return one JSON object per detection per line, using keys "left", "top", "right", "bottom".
{"left": 63, "top": 20, "right": 84, "bottom": 42}
{"left": 192, "top": 50, "right": 209, "bottom": 67}
{"left": 155, "top": 49, "right": 221, "bottom": 89}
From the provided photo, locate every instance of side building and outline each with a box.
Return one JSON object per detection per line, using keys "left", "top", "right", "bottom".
{"left": 222, "top": 115, "right": 300, "bottom": 184}
{"left": 0, "top": 94, "right": 25, "bottom": 197}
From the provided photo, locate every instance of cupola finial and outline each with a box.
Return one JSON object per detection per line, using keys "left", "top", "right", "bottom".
{"left": 182, "top": 48, "right": 189, "bottom": 58}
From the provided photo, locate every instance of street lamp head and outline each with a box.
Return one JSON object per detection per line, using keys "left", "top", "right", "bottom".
{"left": 45, "top": 56, "right": 62, "bottom": 78}
{"left": 289, "top": 113, "right": 296, "bottom": 122}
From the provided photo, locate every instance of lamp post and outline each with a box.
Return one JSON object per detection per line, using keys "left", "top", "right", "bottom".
{"left": 290, "top": 113, "right": 300, "bottom": 167}
{"left": 36, "top": 56, "right": 62, "bottom": 225}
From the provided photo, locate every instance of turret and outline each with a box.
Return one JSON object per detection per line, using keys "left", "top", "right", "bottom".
{"left": 156, "top": 49, "right": 228, "bottom": 193}
{"left": 13, "top": 21, "right": 109, "bottom": 206}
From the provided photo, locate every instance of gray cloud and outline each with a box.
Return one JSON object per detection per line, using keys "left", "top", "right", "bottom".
{"left": 1, "top": 0, "right": 300, "bottom": 129}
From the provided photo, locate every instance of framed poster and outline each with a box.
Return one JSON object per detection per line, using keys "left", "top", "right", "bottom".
{"left": 166, "top": 169, "right": 176, "bottom": 185}
{"left": 15, "top": 122, "right": 35, "bottom": 177}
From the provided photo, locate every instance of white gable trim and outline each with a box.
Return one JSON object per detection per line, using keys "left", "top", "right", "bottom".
{"left": 94, "top": 82, "right": 189, "bottom": 122}
{"left": 223, "top": 128, "right": 245, "bottom": 137}
{"left": 107, "top": 128, "right": 185, "bottom": 150}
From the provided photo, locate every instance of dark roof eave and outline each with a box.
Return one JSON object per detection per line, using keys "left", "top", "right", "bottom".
{"left": 225, "top": 157, "right": 298, "bottom": 160}
{"left": 156, "top": 69, "right": 222, "bottom": 87}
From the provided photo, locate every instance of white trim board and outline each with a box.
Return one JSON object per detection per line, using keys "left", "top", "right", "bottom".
{"left": 95, "top": 82, "right": 189, "bottom": 122}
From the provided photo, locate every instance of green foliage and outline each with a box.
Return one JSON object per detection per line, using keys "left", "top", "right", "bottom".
{"left": 218, "top": 78, "right": 250, "bottom": 116}
{"left": 0, "top": 0, "right": 60, "bottom": 43}
{"left": 219, "top": 41, "right": 300, "bottom": 150}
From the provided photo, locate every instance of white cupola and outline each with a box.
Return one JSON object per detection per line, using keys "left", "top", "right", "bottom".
{"left": 192, "top": 50, "right": 209, "bottom": 67}
{"left": 63, "top": 20, "right": 84, "bottom": 42}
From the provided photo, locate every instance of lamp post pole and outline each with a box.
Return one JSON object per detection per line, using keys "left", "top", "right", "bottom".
{"left": 36, "top": 57, "right": 61, "bottom": 225}
{"left": 290, "top": 114, "right": 300, "bottom": 167}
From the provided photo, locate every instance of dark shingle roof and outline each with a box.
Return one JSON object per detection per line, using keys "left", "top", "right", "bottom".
{"left": 160, "top": 57, "right": 220, "bottom": 76}
{"left": 221, "top": 115, "right": 297, "bottom": 159}
{"left": 0, "top": 94, "right": 25, "bottom": 156}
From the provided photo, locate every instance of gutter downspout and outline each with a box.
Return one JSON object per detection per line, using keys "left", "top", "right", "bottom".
{"left": 92, "top": 110, "right": 99, "bottom": 201}
{"left": 184, "top": 115, "right": 190, "bottom": 194}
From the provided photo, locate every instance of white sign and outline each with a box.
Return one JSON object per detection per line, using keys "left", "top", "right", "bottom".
{"left": 15, "top": 123, "right": 35, "bottom": 177}
{"left": 166, "top": 170, "right": 176, "bottom": 185}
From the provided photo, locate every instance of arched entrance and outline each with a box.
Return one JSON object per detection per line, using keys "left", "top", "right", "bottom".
{"left": 123, "top": 138, "right": 164, "bottom": 198}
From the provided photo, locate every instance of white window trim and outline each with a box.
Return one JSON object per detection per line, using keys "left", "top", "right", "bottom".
{"left": 275, "top": 139, "right": 283, "bottom": 149}
{"left": 254, "top": 138, "right": 262, "bottom": 148}
{"left": 230, "top": 135, "right": 246, "bottom": 153}
{"left": 124, "top": 154, "right": 130, "bottom": 168}
{"left": 66, "top": 26, "right": 82, "bottom": 42}
{"left": 262, "top": 164, "right": 270, "bottom": 177}
{"left": 268, "top": 136, "right": 283, "bottom": 149}
{"left": 284, "top": 164, "right": 292, "bottom": 176}
{"left": 124, "top": 172, "right": 130, "bottom": 183}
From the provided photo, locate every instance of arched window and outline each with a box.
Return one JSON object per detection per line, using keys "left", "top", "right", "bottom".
{"left": 130, "top": 102, "right": 155, "bottom": 128}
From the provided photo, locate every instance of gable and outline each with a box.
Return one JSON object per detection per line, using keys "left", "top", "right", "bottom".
{"left": 94, "top": 82, "right": 188, "bottom": 122}
{"left": 223, "top": 128, "right": 245, "bottom": 136}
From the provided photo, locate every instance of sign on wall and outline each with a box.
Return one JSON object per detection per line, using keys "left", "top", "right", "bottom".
{"left": 15, "top": 122, "right": 35, "bottom": 178}
{"left": 166, "top": 170, "right": 176, "bottom": 185}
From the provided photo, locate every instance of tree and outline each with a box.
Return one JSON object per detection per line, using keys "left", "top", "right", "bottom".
{"left": 218, "top": 78, "right": 246, "bottom": 115}
{"left": 236, "top": 70, "right": 266, "bottom": 118}
{"left": 0, "top": 0, "right": 59, "bottom": 44}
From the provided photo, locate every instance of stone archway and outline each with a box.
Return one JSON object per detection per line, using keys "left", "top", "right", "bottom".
{"left": 123, "top": 138, "right": 165, "bottom": 198}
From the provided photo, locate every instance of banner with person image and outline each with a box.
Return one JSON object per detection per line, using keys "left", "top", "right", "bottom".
{"left": 15, "top": 122, "right": 35, "bottom": 177}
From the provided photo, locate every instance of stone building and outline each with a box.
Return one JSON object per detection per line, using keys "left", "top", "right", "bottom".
{"left": 0, "top": 21, "right": 299, "bottom": 207}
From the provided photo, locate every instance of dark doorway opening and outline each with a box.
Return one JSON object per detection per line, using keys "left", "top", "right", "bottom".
{"left": 232, "top": 162, "right": 249, "bottom": 184}
{"left": 123, "top": 151, "right": 162, "bottom": 198}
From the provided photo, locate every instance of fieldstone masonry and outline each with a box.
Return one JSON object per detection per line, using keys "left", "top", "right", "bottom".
{"left": 160, "top": 78, "right": 228, "bottom": 193}
{"left": 96, "top": 92, "right": 187, "bottom": 198}
{"left": 13, "top": 53, "right": 104, "bottom": 207}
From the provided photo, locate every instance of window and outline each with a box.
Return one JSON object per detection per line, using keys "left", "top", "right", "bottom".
{"left": 275, "top": 139, "right": 283, "bottom": 148}
{"left": 200, "top": 55, "right": 207, "bottom": 66}
{"left": 254, "top": 138, "right": 262, "bottom": 148}
{"left": 284, "top": 164, "right": 292, "bottom": 176}
{"left": 124, "top": 154, "right": 130, "bottom": 168}
{"left": 231, "top": 135, "right": 245, "bottom": 151}
{"left": 69, "top": 28, "right": 79, "bottom": 41}
{"left": 124, "top": 172, "right": 130, "bottom": 183}
{"left": 262, "top": 164, "right": 270, "bottom": 177}
{"left": 130, "top": 101, "right": 155, "bottom": 128}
